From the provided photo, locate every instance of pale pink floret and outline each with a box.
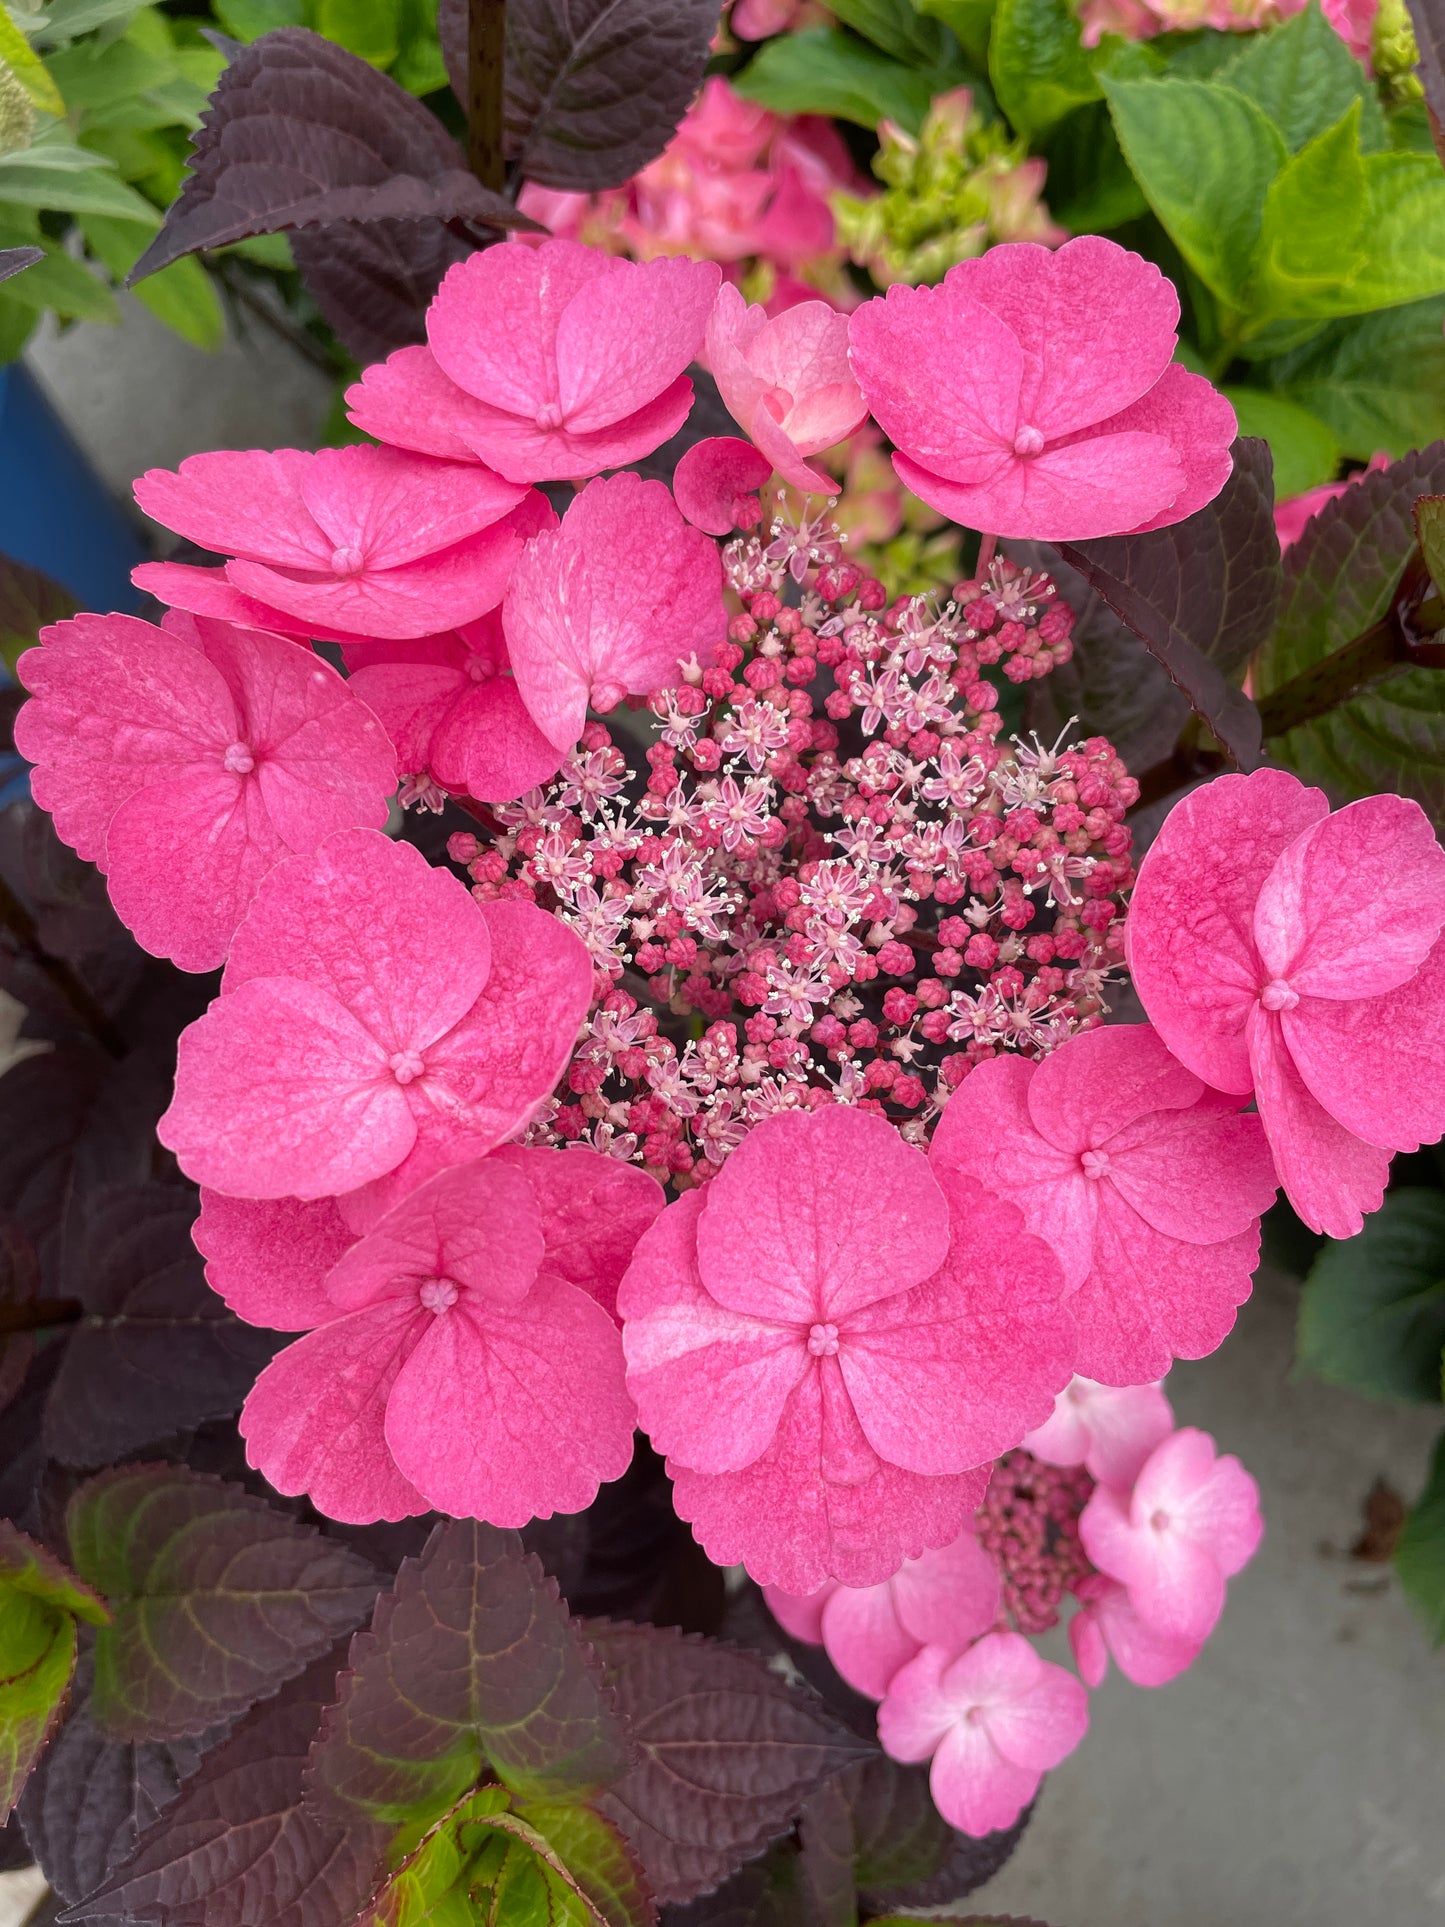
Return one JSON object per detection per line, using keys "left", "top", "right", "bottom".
{"left": 878, "top": 1631, "right": 1089, "bottom": 1837}
{"left": 346, "top": 240, "right": 721, "bottom": 484}
{"left": 1068, "top": 1573, "right": 1200, "bottom": 1689}
{"left": 618, "top": 1105, "right": 1073, "bottom": 1591}
{"left": 931, "top": 1025, "right": 1276, "bottom": 1385}
{"left": 1126, "top": 769, "right": 1445, "bottom": 1237}
{"left": 15, "top": 611, "right": 396, "bottom": 972}
{"left": 158, "top": 828, "right": 591, "bottom": 1200}
{"left": 133, "top": 445, "right": 529, "bottom": 642}
{"left": 674, "top": 436, "right": 773, "bottom": 536}
{"left": 236, "top": 1156, "right": 637, "bottom": 1526}
{"left": 502, "top": 472, "right": 725, "bottom": 751}
{"left": 765, "top": 1527, "right": 1002, "bottom": 1699}
{"left": 1023, "top": 1376, "right": 1174, "bottom": 1488}
{"left": 1079, "top": 1427, "right": 1262, "bottom": 1647}
{"left": 847, "top": 237, "right": 1236, "bottom": 540}
{"left": 705, "top": 285, "right": 867, "bottom": 494}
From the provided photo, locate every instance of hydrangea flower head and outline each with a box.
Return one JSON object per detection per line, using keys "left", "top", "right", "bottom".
{"left": 15, "top": 611, "right": 396, "bottom": 972}
{"left": 618, "top": 1104, "right": 1073, "bottom": 1591}
{"left": 933, "top": 1023, "right": 1276, "bottom": 1383}
{"left": 345, "top": 240, "right": 721, "bottom": 483}
{"left": 705, "top": 285, "right": 868, "bottom": 494}
{"left": 159, "top": 828, "right": 592, "bottom": 1199}
{"left": 1023, "top": 1375, "right": 1174, "bottom": 1486}
{"left": 877, "top": 1629, "right": 1089, "bottom": 1837}
{"left": 501, "top": 472, "right": 725, "bottom": 751}
{"left": 1126, "top": 769, "right": 1445, "bottom": 1236}
{"left": 133, "top": 446, "right": 530, "bottom": 641}
{"left": 847, "top": 236, "right": 1237, "bottom": 539}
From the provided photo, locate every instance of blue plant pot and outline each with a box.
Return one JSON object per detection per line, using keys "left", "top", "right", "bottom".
{"left": 0, "top": 361, "right": 145, "bottom": 611}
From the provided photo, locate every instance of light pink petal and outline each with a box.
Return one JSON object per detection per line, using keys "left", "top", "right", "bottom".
{"left": 820, "top": 1583, "right": 920, "bottom": 1699}
{"left": 239, "top": 1302, "right": 429, "bottom": 1523}
{"left": 1127, "top": 768, "right": 1330, "bottom": 1094}
{"left": 1102, "top": 1098, "right": 1276, "bottom": 1245}
{"left": 130, "top": 561, "right": 318, "bottom": 639}
{"left": 674, "top": 436, "right": 774, "bottom": 536}
{"left": 1068, "top": 1597, "right": 1109, "bottom": 1688}
{"left": 133, "top": 449, "right": 330, "bottom": 569}
{"left": 298, "top": 444, "right": 524, "bottom": 570}
{"left": 1253, "top": 794, "right": 1445, "bottom": 998}
{"left": 492, "top": 1145, "right": 664, "bottom": 1320}
{"left": 1079, "top": 1480, "right": 1225, "bottom": 1643}
{"left": 928, "top": 1720, "right": 1040, "bottom": 1838}
{"left": 745, "top": 401, "right": 838, "bottom": 496}
{"left": 749, "top": 302, "right": 858, "bottom": 436}
{"left": 619, "top": 1191, "right": 809, "bottom": 1473}
{"left": 223, "top": 829, "right": 492, "bottom": 1056}
{"left": 385, "top": 1271, "right": 636, "bottom": 1525}
{"left": 776, "top": 379, "right": 868, "bottom": 458}
{"left": 1027, "top": 1379, "right": 1174, "bottom": 1488}
{"left": 874, "top": 1643, "right": 954, "bottom": 1761}
{"left": 1145, "top": 1435, "right": 1263, "bottom": 1579}
{"left": 893, "top": 430, "right": 1184, "bottom": 543}
{"left": 944, "top": 238, "right": 1179, "bottom": 439}
{"left": 503, "top": 473, "right": 725, "bottom": 750}
{"left": 1020, "top": 1386, "right": 1091, "bottom": 1468}
{"left": 194, "top": 1190, "right": 354, "bottom": 1330}
{"left": 1247, "top": 1005, "right": 1391, "bottom": 1237}
{"left": 705, "top": 283, "right": 773, "bottom": 437}
{"left": 1089, "top": 362, "right": 1237, "bottom": 533}
{"left": 16, "top": 613, "right": 237, "bottom": 865}
{"left": 763, "top": 1581, "right": 836, "bottom": 1646}
{"left": 841, "top": 1167, "right": 1072, "bottom": 1473}
{"left": 557, "top": 255, "right": 720, "bottom": 433}
{"left": 344, "top": 344, "right": 489, "bottom": 462}
{"left": 1283, "top": 943, "right": 1445, "bottom": 1154}
{"left": 1025, "top": 1023, "right": 1201, "bottom": 1156}
{"left": 980, "top": 1664, "right": 1089, "bottom": 1774}
{"left": 1092, "top": 1580, "right": 1200, "bottom": 1687}
{"left": 892, "top": 1531, "right": 1002, "bottom": 1651}
{"left": 696, "top": 1105, "right": 951, "bottom": 1325}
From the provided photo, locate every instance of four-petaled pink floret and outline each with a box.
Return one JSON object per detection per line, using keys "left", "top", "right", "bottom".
{"left": 1023, "top": 1375, "right": 1174, "bottom": 1487}
{"left": 706, "top": 285, "right": 868, "bottom": 494}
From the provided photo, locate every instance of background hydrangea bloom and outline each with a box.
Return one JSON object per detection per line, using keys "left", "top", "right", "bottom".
{"left": 619, "top": 1105, "right": 1073, "bottom": 1590}
{"left": 847, "top": 236, "right": 1237, "bottom": 539}
{"left": 159, "top": 828, "right": 591, "bottom": 1199}
{"left": 706, "top": 285, "right": 867, "bottom": 492}
{"left": 133, "top": 445, "right": 530, "bottom": 641}
{"left": 15, "top": 611, "right": 396, "bottom": 972}
{"left": 346, "top": 240, "right": 720, "bottom": 483}
{"left": 932, "top": 1025, "right": 1277, "bottom": 1383}
{"left": 1127, "top": 769, "right": 1445, "bottom": 1236}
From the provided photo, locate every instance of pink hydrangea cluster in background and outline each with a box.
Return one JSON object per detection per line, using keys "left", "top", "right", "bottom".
{"left": 1079, "top": 0, "right": 1375, "bottom": 59}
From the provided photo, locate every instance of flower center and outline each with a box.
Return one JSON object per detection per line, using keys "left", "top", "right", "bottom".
{"left": 330, "top": 545, "right": 365, "bottom": 577}
{"left": 1012, "top": 423, "right": 1046, "bottom": 457}
{"left": 1081, "top": 1148, "right": 1111, "bottom": 1180}
{"left": 466, "top": 654, "right": 496, "bottom": 683}
{"left": 389, "top": 1049, "right": 426, "bottom": 1084}
{"left": 591, "top": 679, "right": 626, "bottom": 714}
{"left": 418, "top": 1276, "right": 459, "bottom": 1313}
{"left": 534, "top": 401, "right": 565, "bottom": 431}
{"left": 1259, "top": 978, "right": 1299, "bottom": 1012}
{"left": 807, "top": 1321, "right": 840, "bottom": 1357}
{"left": 222, "top": 740, "right": 255, "bottom": 775}
{"left": 1150, "top": 1508, "right": 1171, "bottom": 1533}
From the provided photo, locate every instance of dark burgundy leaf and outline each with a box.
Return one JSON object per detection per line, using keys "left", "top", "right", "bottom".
{"left": 130, "top": 28, "right": 535, "bottom": 282}
{"left": 0, "top": 1216, "right": 41, "bottom": 1415}
{"left": 658, "top": 1854, "right": 795, "bottom": 1927}
{"left": 438, "top": 0, "right": 721, "bottom": 191}
{"left": 850, "top": 1756, "right": 1031, "bottom": 1913}
{"left": 0, "top": 1344, "right": 63, "bottom": 1539}
{"left": 65, "top": 1464, "right": 381, "bottom": 1742}
{"left": 1060, "top": 437, "right": 1279, "bottom": 770}
{"left": 584, "top": 1622, "right": 874, "bottom": 1905}
{"left": 794, "top": 1776, "right": 856, "bottom": 1927}
{"left": 0, "top": 1813, "right": 32, "bottom": 1871}
{"left": 0, "top": 248, "right": 43, "bottom": 285}
{"left": 289, "top": 217, "right": 471, "bottom": 362}
{"left": 0, "top": 553, "right": 78, "bottom": 667}
{"left": 0, "top": 1050, "right": 107, "bottom": 1290}
{"left": 44, "top": 1185, "right": 277, "bottom": 1467}
{"left": 307, "top": 1519, "right": 630, "bottom": 1828}
{"left": 61, "top": 1649, "right": 387, "bottom": 1927}
{"left": 1404, "top": 0, "right": 1445, "bottom": 137}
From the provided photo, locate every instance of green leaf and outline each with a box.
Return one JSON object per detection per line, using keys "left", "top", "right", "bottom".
{"left": 0, "top": 1520, "right": 108, "bottom": 1818}
{"left": 0, "top": 11, "right": 63, "bottom": 115}
{"left": 1222, "top": 387, "right": 1340, "bottom": 498}
{"left": 1419, "top": 494, "right": 1445, "bottom": 592}
{"left": 43, "top": 30, "right": 176, "bottom": 119}
{"left": 0, "top": 146, "right": 160, "bottom": 222}
{"left": 732, "top": 27, "right": 937, "bottom": 130}
{"left": 518, "top": 1802, "right": 655, "bottom": 1927}
{"left": 0, "top": 239, "right": 117, "bottom": 320}
{"left": 1101, "top": 75, "right": 1286, "bottom": 306}
{"left": 1255, "top": 101, "right": 1369, "bottom": 315}
{"left": 989, "top": 0, "right": 1099, "bottom": 139}
{"left": 1262, "top": 298, "right": 1445, "bottom": 460}
{"left": 916, "top": 0, "right": 995, "bottom": 65}
{"left": 368, "top": 1789, "right": 606, "bottom": 1927}
{"left": 316, "top": 0, "right": 403, "bottom": 69}
{"left": 1397, "top": 1428, "right": 1445, "bottom": 1644}
{"left": 1219, "top": 1, "right": 1388, "bottom": 154}
{"left": 0, "top": 288, "right": 37, "bottom": 361}
{"left": 1297, "top": 1190, "right": 1445, "bottom": 1403}
{"left": 33, "top": 0, "right": 145, "bottom": 43}
{"left": 211, "top": 0, "right": 307, "bottom": 40}
{"left": 828, "top": 0, "right": 955, "bottom": 63}
{"left": 79, "top": 212, "right": 223, "bottom": 347}
{"left": 1040, "top": 100, "right": 1148, "bottom": 233}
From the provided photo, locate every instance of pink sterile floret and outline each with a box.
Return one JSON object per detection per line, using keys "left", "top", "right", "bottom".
{"left": 846, "top": 236, "right": 1237, "bottom": 541}
{"left": 345, "top": 239, "right": 721, "bottom": 484}
{"left": 1079, "top": 1426, "right": 1262, "bottom": 1646}
{"left": 1068, "top": 1573, "right": 1201, "bottom": 1689}
{"left": 502, "top": 472, "right": 725, "bottom": 752}
{"left": 1023, "top": 1375, "right": 1174, "bottom": 1487}
{"left": 231, "top": 1156, "right": 638, "bottom": 1526}
{"left": 158, "top": 828, "right": 592, "bottom": 1200}
{"left": 706, "top": 285, "right": 868, "bottom": 494}
{"left": 764, "top": 1526, "right": 1002, "bottom": 1699}
{"left": 878, "top": 1630, "right": 1089, "bottom": 1837}
{"left": 617, "top": 1104, "right": 1074, "bottom": 1592}
{"left": 932, "top": 1023, "right": 1277, "bottom": 1386}
{"left": 133, "top": 445, "right": 530, "bottom": 642}
{"left": 343, "top": 609, "right": 565, "bottom": 806}
{"left": 1126, "top": 768, "right": 1445, "bottom": 1238}
{"left": 673, "top": 436, "right": 774, "bottom": 537}
{"left": 15, "top": 611, "right": 396, "bottom": 973}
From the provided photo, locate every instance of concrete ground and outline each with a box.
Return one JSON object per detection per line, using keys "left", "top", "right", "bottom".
{"left": 4, "top": 300, "right": 1444, "bottom": 1927}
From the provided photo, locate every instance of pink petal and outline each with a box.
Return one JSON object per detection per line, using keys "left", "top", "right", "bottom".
{"left": 696, "top": 1105, "right": 952, "bottom": 1325}
{"left": 130, "top": 561, "right": 319, "bottom": 639}
{"left": 1091, "top": 362, "right": 1237, "bottom": 533}
{"left": 343, "top": 659, "right": 467, "bottom": 777}
{"left": 674, "top": 436, "right": 774, "bottom": 535}
{"left": 159, "top": 976, "right": 415, "bottom": 1199}
{"left": 619, "top": 1191, "right": 810, "bottom": 1474}
{"left": 745, "top": 401, "right": 838, "bottom": 495}
{"left": 1025, "top": 1023, "right": 1202, "bottom": 1156}
{"left": 1079, "top": 1481, "right": 1225, "bottom": 1643}
{"left": 344, "top": 344, "right": 489, "bottom": 463}
{"left": 1090, "top": 1580, "right": 1200, "bottom": 1687}
{"left": 977, "top": 1659, "right": 1089, "bottom": 1773}
{"left": 874, "top": 1644, "right": 956, "bottom": 1761}
{"left": 762, "top": 1581, "right": 836, "bottom": 1646}
{"left": 1253, "top": 794, "right": 1445, "bottom": 999}
{"left": 193, "top": 1190, "right": 354, "bottom": 1330}
{"left": 1068, "top": 1597, "right": 1109, "bottom": 1688}
{"left": 441, "top": 377, "right": 701, "bottom": 486}
{"left": 1025, "top": 1378, "right": 1174, "bottom": 1487}
{"left": 239, "top": 1302, "right": 429, "bottom": 1523}
{"left": 133, "top": 449, "right": 331, "bottom": 569}
{"left": 892, "top": 429, "right": 1184, "bottom": 543}
{"left": 892, "top": 1531, "right": 1002, "bottom": 1650}
{"left": 1247, "top": 1004, "right": 1391, "bottom": 1237}
{"left": 1102, "top": 1097, "right": 1275, "bottom": 1245}
{"left": 438, "top": 676, "right": 567, "bottom": 802}
{"left": 492, "top": 1145, "right": 664, "bottom": 1320}
{"left": 556, "top": 254, "right": 720, "bottom": 432}
{"left": 1127, "top": 768, "right": 1330, "bottom": 1094}
{"left": 747, "top": 302, "right": 859, "bottom": 445}
{"left": 502, "top": 473, "right": 725, "bottom": 750}
{"left": 1142, "top": 1434, "right": 1262, "bottom": 1580}
{"left": 705, "top": 283, "right": 772, "bottom": 435}
{"left": 384, "top": 1271, "right": 636, "bottom": 1525}
{"left": 296, "top": 444, "right": 524, "bottom": 571}
{"left": 819, "top": 1582, "right": 920, "bottom": 1699}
